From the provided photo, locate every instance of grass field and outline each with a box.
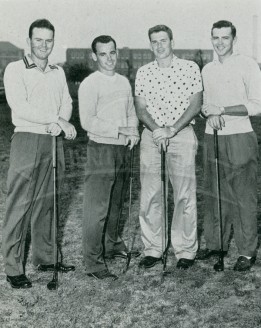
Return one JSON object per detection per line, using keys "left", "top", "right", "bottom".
{"left": 0, "top": 100, "right": 261, "bottom": 328}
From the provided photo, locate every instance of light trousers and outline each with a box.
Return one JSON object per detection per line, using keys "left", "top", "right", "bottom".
{"left": 139, "top": 126, "right": 198, "bottom": 260}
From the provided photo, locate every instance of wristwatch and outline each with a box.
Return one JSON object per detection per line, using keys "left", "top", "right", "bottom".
{"left": 220, "top": 106, "right": 225, "bottom": 114}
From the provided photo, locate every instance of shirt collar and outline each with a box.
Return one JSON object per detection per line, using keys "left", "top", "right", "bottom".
{"left": 23, "top": 55, "right": 58, "bottom": 72}
{"left": 213, "top": 52, "right": 239, "bottom": 65}
{"left": 153, "top": 54, "right": 178, "bottom": 69}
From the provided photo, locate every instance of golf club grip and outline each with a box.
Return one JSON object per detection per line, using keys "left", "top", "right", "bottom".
{"left": 161, "top": 146, "right": 166, "bottom": 219}
{"left": 130, "top": 148, "right": 134, "bottom": 179}
{"left": 214, "top": 129, "right": 219, "bottom": 160}
{"left": 161, "top": 145, "right": 165, "bottom": 182}
{"left": 52, "top": 136, "right": 57, "bottom": 168}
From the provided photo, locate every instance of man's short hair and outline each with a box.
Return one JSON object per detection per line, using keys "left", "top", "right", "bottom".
{"left": 91, "top": 35, "right": 117, "bottom": 54}
{"left": 29, "top": 19, "right": 55, "bottom": 39}
{"left": 211, "top": 20, "right": 236, "bottom": 39}
{"left": 148, "top": 25, "right": 173, "bottom": 41}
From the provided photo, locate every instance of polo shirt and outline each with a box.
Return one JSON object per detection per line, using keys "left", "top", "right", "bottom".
{"left": 4, "top": 55, "right": 72, "bottom": 134}
{"left": 135, "top": 55, "right": 202, "bottom": 127}
{"left": 202, "top": 53, "right": 261, "bottom": 135}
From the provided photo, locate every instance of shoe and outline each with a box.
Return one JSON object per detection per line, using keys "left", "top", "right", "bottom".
{"left": 7, "top": 274, "right": 32, "bottom": 289}
{"left": 177, "top": 258, "right": 194, "bottom": 270}
{"left": 105, "top": 250, "right": 141, "bottom": 259}
{"left": 37, "top": 262, "right": 75, "bottom": 273}
{"left": 87, "top": 269, "right": 118, "bottom": 280}
{"left": 233, "top": 256, "right": 256, "bottom": 272}
{"left": 196, "top": 248, "right": 228, "bottom": 260}
{"left": 139, "top": 256, "right": 162, "bottom": 269}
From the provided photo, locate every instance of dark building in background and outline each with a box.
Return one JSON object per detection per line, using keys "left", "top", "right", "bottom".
{"left": 66, "top": 47, "right": 213, "bottom": 81}
{"left": 0, "top": 41, "right": 24, "bottom": 88}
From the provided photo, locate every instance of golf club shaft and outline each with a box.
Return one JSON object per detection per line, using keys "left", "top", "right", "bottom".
{"left": 48, "top": 136, "right": 59, "bottom": 289}
{"left": 214, "top": 130, "right": 224, "bottom": 257}
{"left": 161, "top": 145, "right": 168, "bottom": 271}
{"left": 125, "top": 148, "right": 134, "bottom": 271}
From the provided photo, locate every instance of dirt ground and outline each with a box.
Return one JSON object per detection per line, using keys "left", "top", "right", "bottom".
{"left": 0, "top": 99, "right": 261, "bottom": 328}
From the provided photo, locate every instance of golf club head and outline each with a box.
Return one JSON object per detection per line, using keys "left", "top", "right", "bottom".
{"left": 47, "top": 272, "right": 58, "bottom": 290}
{"left": 160, "top": 270, "right": 172, "bottom": 284}
{"left": 163, "top": 270, "right": 172, "bottom": 277}
{"left": 123, "top": 253, "right": 132, "bottom": 273}
{"left": 213, "top": 258, "right": 224, "bottom": 272}
{"left": 47, "top": 278, "right": 58, "bottom": 290}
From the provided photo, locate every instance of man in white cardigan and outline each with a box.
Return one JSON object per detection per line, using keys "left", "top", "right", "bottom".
{"left": 3, "top": 19, "right": 76, "bottom": 289}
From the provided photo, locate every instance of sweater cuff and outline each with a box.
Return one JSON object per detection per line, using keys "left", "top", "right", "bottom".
{"left": 54, "top": 115, "right": 60, "bottom": 124}
{"left": 245, "top": 101, "right": 261, "bottom": 116}
{"left": 113, "top": 126, "right": 120, "bottom": 139}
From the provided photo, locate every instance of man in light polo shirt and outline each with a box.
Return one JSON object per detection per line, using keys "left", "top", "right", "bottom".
{"left": 3, "top": 19, "right": 76, "bottom": 289}
{"left": 135, "top": 25, "right": 203, "bottom": 269}
{"left": 197, "top": 20, "right": 261, "bottom": 271}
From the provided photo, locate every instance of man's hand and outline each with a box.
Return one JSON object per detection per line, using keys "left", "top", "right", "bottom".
{"left": 58, "top": 117, "right": 77, "bottom": 140}
{"left": 46, "top": 123, "right": 62, "bottom": 136}
{"left": 125, "top": 135, "right": 140, "bottom": 150}
{"left": 119, "top": 127, "right": 139, "bottom": 137}
{"left": 207, "top": 115, "right": 225, "bottom": 130}
{"left": 202, "top": 104, "right": 223, "bottom": 117}
{"left": 152, "top": 127, "right": 176, "bottom": 143}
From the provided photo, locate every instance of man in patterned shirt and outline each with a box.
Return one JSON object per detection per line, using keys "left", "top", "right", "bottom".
{"left": 135, "top": 24, "right": 203, "bottom": 270}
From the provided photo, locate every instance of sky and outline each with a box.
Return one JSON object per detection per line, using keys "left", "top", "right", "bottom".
{"left": 0, "top": 0, "right": 260, "bottom": 63}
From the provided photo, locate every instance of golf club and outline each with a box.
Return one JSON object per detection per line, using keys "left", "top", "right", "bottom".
{"left": 47, "top": 136, "right": 59, "bottom": 290}
{"left": 161, "top": 144, "right": 171, "bottom": 279}
{"left": 124, "top": 147, "right": 134, "bottom": 272}
{"left": 213, "top": 129, "right": 224, "bottom": 272}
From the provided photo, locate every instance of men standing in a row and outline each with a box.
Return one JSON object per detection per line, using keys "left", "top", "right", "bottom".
{"left": 198, "top": 20, "right": 261, "bottom": 271}
{"left": 135, "top": 25, "right": 203, "bottom": 270}
{"left": 3, "top": 19, "right": 76, "bottom": 289}
{"left": 79, "top": 35, "right": 140, "bottom": 280}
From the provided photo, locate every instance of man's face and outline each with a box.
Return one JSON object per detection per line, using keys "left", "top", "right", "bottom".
{"left": 150, "top": 31, "right": 174, "bottom": 60}
{"left": 28, "top": 28, "right": 54, "bottom": 61}
{"left": 211, "top": 27, "right": 236, "bottom": 60}
{"left": 92, "top": 41, "right": 117, "bottom": 75}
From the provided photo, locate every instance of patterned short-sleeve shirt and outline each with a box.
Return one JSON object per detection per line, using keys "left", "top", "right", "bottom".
{"left": 135, "top": 55, "right": 202, "bottom": 126}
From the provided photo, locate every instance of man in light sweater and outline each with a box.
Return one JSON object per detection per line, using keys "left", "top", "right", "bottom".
{"left": 3, "top": 19, "right": 76, "bottom": 289}
{"left": 197, "top": 20, "right": 261, "bottom": 271}
{"left": 78, "top": 35, "right": 140, "bottom": 280}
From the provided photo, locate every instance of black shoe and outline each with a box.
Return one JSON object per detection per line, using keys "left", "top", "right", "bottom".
{"left": 139, "top": 256, "right": 161, "bottom": 269}
{"left": 196, "top": 248, "right": 228, "bottom": 260}
{"left": 87, "top": 269, "right": 118, "bottom": 280}
{"left": 233, "top": 256, "right": 256, "bottom": 272}
{"left": 37, "top": 263, "right": 75, "bottom": 273}
{"left": 7, "top": 274, "right": 32, "bottom": 289}
{"left": 105, "top": 250, "right": 141, "bottom": 259}
{"left": 177, "top": 258, "right": 194, "bottom": 270}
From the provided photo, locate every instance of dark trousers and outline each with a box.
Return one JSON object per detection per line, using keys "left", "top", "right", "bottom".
{"left": 2, "top": 133, "right": 64, "bottom": 276}
{"left": 203, "top": 132, "right": 258, "bottom": 257}
{"left": 83, "top": 140, "right": 128, "bottom": 273}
